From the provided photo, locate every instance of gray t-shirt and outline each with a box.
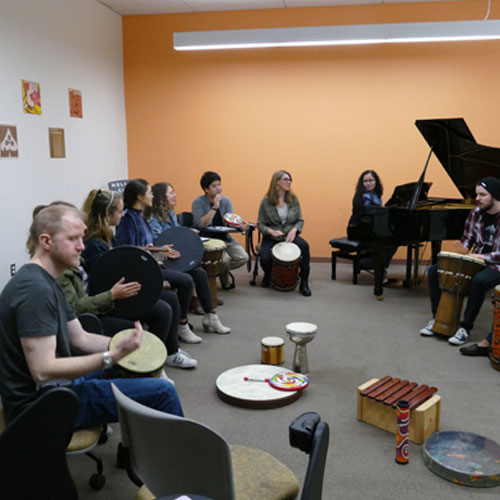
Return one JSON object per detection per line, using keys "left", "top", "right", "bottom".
{"left": 0, "top": 264, "right": 75, "bottom": 423}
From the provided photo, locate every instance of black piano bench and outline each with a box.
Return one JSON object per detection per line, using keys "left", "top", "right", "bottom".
{"left": 329, "top": 238, "right": 368, "bottom": 284}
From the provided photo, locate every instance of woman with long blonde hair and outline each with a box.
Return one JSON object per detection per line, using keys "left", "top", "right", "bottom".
{"left": 257, "top": 170, "right": 311, "bottom": 296}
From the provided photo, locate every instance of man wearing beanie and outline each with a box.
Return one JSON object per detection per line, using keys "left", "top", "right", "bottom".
{"left": 420, "top": 176, "right": 500, "bottom": 349}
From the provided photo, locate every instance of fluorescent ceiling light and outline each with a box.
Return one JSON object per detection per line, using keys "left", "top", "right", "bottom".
{"left": 174, "top": 20, "right": 500, "bottom": 50}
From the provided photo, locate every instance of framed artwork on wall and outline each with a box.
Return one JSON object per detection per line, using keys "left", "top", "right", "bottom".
{"left": 22, "top": 80, "right": 41, "bottom": 115}
{"left": 49, "top": 128, "right": 65, "bottom": 158}
{"left": 69, "top": 88, "right": 83, "bottom": 118}
{"left": 0, "top": 125, "right": 19, "bottom": 158}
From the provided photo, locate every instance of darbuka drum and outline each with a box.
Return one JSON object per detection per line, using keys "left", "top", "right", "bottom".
{"left": 108, "top": 329, "right": 166, "bottom": 378}
{"left": 261, "top": 336, "right": 284, "bottom": 365}
{"left": 490, "top": 285, "right": 500, "bottom": 371}
{"left": 88, "top": 246, "right": 163, "bottom": 320}
{"left": 201, "top": 238, "right": 226, "bottom": 306}
{"left": 271, "top": 242, "right": 301, "bottom": 291}
{"left": 434, "top": 252, "right": 485, "bottom": 336}
{"left": 286, "top": 322, "right": 317, "bottom": 375}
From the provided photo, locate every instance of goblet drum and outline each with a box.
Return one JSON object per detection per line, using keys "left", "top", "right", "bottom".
{"left": 286, "top": 322, "right": 317, "bottom": 375}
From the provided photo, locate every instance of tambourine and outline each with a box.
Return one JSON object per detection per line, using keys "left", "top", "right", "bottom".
{"left": 244, "top": 371, "right": 309, "bottom": 392}
{"left": 223, "top": 212, "right": 244, "bottom": 227}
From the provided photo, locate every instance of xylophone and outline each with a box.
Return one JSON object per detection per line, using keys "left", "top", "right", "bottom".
{"left": 357, "top": 376, "right": 441, "bottom": 444}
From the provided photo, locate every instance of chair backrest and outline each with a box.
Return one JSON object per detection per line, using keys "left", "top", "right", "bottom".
{"left": 112, "top": 384, "right": 235, "bottom": 500}
{"left": 107, "top": 179, "right": 128, "bottom": 193}
{"left": 177, "top": 211, "right": 194, "bottom": 228}
{"left": 290, "top": 412, "right": 330, "bottom": 500}
{"left": 78, "top": 313, "right": 103, "bottom": 334}
{"left": 0, "top": 387, "right": 79, "bottom": 500}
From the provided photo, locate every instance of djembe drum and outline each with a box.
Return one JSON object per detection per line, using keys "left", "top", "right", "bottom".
{"left": 286, "top": 322, "right": 317, "bottom": 375}
{"left": 107, "top": 329, "right": 167, "bottom": 379}
{"left": 271, "top": 242, "right": 301, "bottom": 291}
{"left": 433, "top": 252, "right": 485, "bottom": 336}
{"left": 201, "top": 238, "right": 226, "bottom": 307}
{"left": 490, "top": 285, "right": 500, "bottom": 371}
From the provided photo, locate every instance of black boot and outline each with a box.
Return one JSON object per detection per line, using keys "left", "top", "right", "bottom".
{"left": 261, "top": 272, "right": 271, "bottom": 288}
{"left": 299, "top": 270, "right": 311, "bottom": 297}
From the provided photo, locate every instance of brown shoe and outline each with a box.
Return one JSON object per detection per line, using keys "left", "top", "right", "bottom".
{"left": 189, "top": 297, "right": 204, "bottom": 315}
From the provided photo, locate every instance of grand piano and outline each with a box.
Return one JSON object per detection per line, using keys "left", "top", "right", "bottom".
{"left": 350, "top": 117, "right": 500, "bottom": 298}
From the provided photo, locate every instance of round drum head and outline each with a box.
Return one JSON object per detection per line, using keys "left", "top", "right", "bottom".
{"left": 203, "top": 238, "right": 226, "bottom": 252}
{"left": 154, "top": 226, "right": 204, "bottom": 272}
{"left": 223, "top": 212, "right": 243, "bottom": 227}
{"left": 88, "top": 246, "right": 162, "bottom": 319}
{"left": 261, "top": 336, "right": 284, "bottom": 347}
{"left": 438, "top": 252, "right": 485, "bottom": 267}
{"left": 110, "top": 329, "right": 166, "bottom": 375}
{"left": 286, "top": 322, "right": 318, "bottom": 335}
{"left": 423, "top": 431, "right": 500, "bottom": 488}
{"left": 272, "top": 242, "right": 301, "bottom": 262}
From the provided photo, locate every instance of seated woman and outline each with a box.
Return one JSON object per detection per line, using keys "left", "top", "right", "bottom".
{"left": 115, "top": 179, "right": 230, "bottom": 335}
{"left": 145, "top": 182, "right": 230, "bottom": 323}
{"left": 347, "top": 170, "right": 397, "bottom": 274}
{"left": 79, "top": 189, "right": 197, "bottom": 369}
{"left": 257, "top": 170, "right": 311, "bottom": 297}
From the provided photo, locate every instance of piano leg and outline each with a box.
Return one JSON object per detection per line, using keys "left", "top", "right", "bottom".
{"left": 373, "top": 247, "right": 385, "bottom": 300}
{"left": 431, "top": 241, "right": 441, "bottom": 265}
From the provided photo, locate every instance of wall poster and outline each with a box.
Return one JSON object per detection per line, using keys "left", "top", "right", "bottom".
{"left": 49, "top": 128, "right": 65, "bottom": 158}
{"left": 0, "top": 125, "right": 19, "bottom": 158}
{"left": 22, "top": 80, "right": 42, "bottom": 115}
{"left": 69, "top": 88, "right": 83, "bottom": 118}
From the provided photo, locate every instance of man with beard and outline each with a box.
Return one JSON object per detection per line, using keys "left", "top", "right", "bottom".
{"left": 420, "top": 177, "right": 500, "bottom": 347}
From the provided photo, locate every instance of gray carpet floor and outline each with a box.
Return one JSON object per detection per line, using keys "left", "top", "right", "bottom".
{"left": 70, "top": 262, "right": 500, "bottom": 499}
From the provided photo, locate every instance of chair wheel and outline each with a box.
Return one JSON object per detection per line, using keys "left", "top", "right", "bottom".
{"left": 249, "top": 280, "right": 256, "bottom": 286}
{"left": 89, "top": 473, "right": 106, "bottom": 490}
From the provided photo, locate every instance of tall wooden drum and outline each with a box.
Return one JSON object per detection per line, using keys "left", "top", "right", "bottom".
{"left": 490, "top": 285, "right": 500, "bottom": 371}
{"left": 271, "top": 242, "right": 301, "bottom": 291}
{"left": 434, "top": 252, "right": 485, "bottom": 336}
{"left": 201, "top": 238, "right": 226, "bottom": 307}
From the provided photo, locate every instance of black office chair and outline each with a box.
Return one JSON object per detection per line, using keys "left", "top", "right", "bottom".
{"left": 0, "top": 387, "right": 79, "bottom": 500}
{"left": 177, "top": 211, "right": 194, "bottom": 228}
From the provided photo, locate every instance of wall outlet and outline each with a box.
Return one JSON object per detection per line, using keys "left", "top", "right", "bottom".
{"left": 10, "top": 263, "right": 16, "bottom": 276}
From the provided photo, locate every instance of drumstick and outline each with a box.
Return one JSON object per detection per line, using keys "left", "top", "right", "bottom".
{"left": 243, "top": 376, "right": 269, "bottom": 383}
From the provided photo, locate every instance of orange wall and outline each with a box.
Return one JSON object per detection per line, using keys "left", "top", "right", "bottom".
{"left": 123, "top": 1, "right": 500, "bottom": 257}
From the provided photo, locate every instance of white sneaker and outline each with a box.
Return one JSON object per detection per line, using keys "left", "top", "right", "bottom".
{"left": 420, "top": 319, "right": 435, "bottom": 336}
{"left": 159, "top": 369, "right": 175, "bottom": 385}
{"left": 448, "top": 327, "right": 470, "bottom": 346}
{"left": 202, "top": 312, "right": 231, "bottom": 334}
{"left": 166, "top": 349, "right": 198, "bottom": 369}
{"left": 177, "top": 323, "right": 202, "bottom": 344}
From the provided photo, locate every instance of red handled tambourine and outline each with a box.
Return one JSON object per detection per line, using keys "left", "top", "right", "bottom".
{"left": 244, "top": 371, "right": 309, "bottom": 391}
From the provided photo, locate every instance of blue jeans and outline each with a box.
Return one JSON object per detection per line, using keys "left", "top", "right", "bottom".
{"left": 71, "top": 371, "right": 183, "bottom": 428}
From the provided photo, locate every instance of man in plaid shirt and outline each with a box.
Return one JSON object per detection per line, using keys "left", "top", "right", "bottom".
{"left": 420, "top": 177, "right": 500, "bottom": 351}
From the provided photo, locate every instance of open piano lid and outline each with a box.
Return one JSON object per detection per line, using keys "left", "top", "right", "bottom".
{"left": 415, "top": 118, "right": 500, "bottom": 200}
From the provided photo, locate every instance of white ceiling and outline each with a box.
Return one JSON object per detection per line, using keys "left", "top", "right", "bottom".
{"left": 97, "top": 0, "right": 458, "bottom": 16}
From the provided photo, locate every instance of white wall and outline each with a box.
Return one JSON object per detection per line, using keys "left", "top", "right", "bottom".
{"left": 0, "top": 0, "right": 127, "bottom": 288}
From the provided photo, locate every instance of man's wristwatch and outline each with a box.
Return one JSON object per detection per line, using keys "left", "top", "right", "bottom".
{"left": 102, "top": 351, "right": 114, "bottom": 370}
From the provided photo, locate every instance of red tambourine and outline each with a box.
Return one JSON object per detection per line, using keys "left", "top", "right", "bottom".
{"left": 244, "top": 371, "right": 309, "bottom": 392}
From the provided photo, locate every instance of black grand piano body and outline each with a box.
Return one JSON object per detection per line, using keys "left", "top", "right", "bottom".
{"left": 351, "top": 118, "right": 500, "bottom": 298}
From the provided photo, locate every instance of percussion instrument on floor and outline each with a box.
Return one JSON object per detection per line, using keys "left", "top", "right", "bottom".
{"left": 153, "top": 226, "right": 204, "bottom": 273}
{"left": 423, "top": 431, "right": 500, "bottom": 487}
{"left": 215, "top": 364, "right": 305, "bottom": 409}
{"left": 201, "top": 238, "right": 226, "bottom": 306}
{"left": 271, "top": 242, "right": 301, "bottom": 291}
{"left": 490, "top": 285, "right": 500, "bottom": 371}
{"left": 88, "top": 246, "right": 162, "bottom": 320}
{"left": 261, "top": 336, "right": 284, "bottom": 365}
{"left": 357, "top": 376, "right": 441, "bottom": 444}
{"left": 286, "top": 322, "right": 317, "bottom": 375}
{"left": 434, "top": 252, "right": 485, "bottom": 336}
{"left": 107, "top": 329, "right": 167, "bottom": 378}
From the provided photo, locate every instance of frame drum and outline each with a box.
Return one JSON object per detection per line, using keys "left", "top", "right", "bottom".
{"left": 261, "top": 336, "right": 284, "bottom": 365}
{"left": 153, "top": 226, "right": 204, "bottom": 273}
{"left": 434, "top": 252, "right": 485, "bottom": 336}
{"left": 88, "top": 246, "right": 162, "bottom": 320}
{"left": 271, "top": 242, "right": 301, "bottom": 291}
{"left": 108, "top": 329, "right": 167, "bottom": 378}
